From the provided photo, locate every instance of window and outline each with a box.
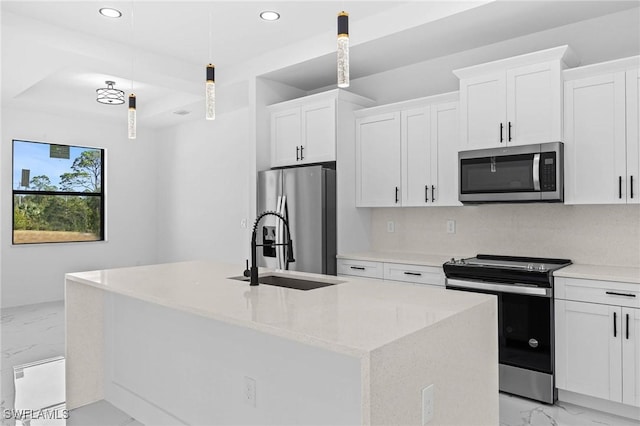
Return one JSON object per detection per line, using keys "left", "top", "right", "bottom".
{"left": 12, "top": 140, "right": 104, "bottom": 244}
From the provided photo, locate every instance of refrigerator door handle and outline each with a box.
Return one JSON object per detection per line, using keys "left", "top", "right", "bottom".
{"left": 275, "top": 196, "right": 283, "bottom": 270}
{"left": 280, "top": 195, "right": 290, "bottom": 270}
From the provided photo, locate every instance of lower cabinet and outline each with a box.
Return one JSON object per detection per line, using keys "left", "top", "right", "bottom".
{"left": 337, "top": 258, "right": 444, "bottom": 287}
{"left": 555, "top": 277, "right": 640, "bottom": 407}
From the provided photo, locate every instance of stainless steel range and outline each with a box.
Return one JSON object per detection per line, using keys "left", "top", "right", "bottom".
{"left": 443, "top": 254, "right": 572, "bottom": 404}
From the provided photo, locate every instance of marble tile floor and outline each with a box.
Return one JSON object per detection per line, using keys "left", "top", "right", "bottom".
{"left": 2, "top": 300, "right": 638, "bottom": 426}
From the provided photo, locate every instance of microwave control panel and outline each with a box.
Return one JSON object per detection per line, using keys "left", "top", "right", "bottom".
{"left": 540, "top": 152, "right": 556, "bottom": 191}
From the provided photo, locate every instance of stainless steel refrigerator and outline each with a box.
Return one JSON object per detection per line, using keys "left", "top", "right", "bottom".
{"left": 257, "top": 165, "right": 336, "bottom": 275}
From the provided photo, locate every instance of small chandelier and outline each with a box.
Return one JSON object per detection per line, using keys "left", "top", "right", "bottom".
{"left": 96, "top": 81, "right": 125, "bottom": 105}
{"left": 337, "top": 11, "right": 349, "bottom": 88}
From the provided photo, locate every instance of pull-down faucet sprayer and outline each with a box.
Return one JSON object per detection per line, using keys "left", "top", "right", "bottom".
{"left": 244, "top": 211, "right": 295, "bottom": 286}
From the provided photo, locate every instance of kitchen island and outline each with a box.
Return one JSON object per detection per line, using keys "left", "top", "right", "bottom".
{"left": 65, "top": 261, "right": 498, "bottom": 425}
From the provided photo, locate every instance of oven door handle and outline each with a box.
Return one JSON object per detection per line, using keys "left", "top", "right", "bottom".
{"left": 446, "top": 278, "right": 551, "bottom": 297}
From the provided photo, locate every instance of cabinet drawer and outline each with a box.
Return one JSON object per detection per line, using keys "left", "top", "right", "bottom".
{"left": 337, "top": 259, "right": 383, "bottom": 279}
{"left": 555, "top": 277, "right": 640, "bottom": 308}
{"left": 383, "top": 262, "right": 445, "bottom": 287}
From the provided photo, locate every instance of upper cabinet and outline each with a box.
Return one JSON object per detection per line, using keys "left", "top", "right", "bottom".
{"left": 268, "top": 90, "right": 373, "bottom": 168}
{"left": 355, "top": 93, "right": 461, "bottom": 207}
{"left": 454, "top": 46, "right": 578, "bottom": 150}
{"left": 563, "top": 57, "right": 640, "bottom": 204}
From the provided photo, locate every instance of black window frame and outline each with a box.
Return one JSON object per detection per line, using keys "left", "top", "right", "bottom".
{"left": 12, "top": 139, "right": 105, "bottom": 245}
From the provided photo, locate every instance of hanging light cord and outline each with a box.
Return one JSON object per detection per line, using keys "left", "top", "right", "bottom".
{"left": 130, "top": 0, "right": 135, "bottom": 92}
{"left": 208, "top": 10, "right": 212, "bottom": 62}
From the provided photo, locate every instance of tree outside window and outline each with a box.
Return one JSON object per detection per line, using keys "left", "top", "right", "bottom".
{"left": 12, "top": 140, "right": 105, "bottom": 244}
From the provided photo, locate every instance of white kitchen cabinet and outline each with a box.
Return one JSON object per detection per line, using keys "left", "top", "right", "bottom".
{"left": 356, "top": 93, "right": 460, "bottom": 207}
{"left": 355, "top": 112, "right": 402, "bottom": 207}
{"left": 555, "top": 277, "right": 640, "bottom": 408}
{"left": 269, "top": 90, "right": 372, "bottom": 168}
{"left": 337, "top": 257, "right": 445, "bottom": 288}
{"left": 455, "top": 46, "right": 576, "bottom": 149}
{"left": 563, "top": 57, "right": 640, "bottom": 204}
{"left": 336, "top": 258, "right": 384, "bottom": 279}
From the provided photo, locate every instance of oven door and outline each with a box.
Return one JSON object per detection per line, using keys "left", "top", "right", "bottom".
{"left": 446, "top": 279, "right": 553, "bottom": 374}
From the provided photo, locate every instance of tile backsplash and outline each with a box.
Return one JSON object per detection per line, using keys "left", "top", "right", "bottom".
{"left": 371, "top": 204, "right": 640, "bottom": 267}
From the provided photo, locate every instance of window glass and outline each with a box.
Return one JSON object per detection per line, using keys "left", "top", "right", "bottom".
{"left": 12, "top": 140, "right": 104, "bottom": 244}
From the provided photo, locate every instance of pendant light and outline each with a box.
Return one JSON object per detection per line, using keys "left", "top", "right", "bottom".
{"left": 337, "top": 11, "right": 349, "bottom": 88}
{"left": 128, "top": 1, "right": 137, "bottom": 139}
{"left": 206, "top": 64, "right": 215, "bottom": 120}
{"left": 128, "top": 94, "right": 136, "bottom": 139}
{"left": 205, "top": 10, "right": 215, "bottom": 120}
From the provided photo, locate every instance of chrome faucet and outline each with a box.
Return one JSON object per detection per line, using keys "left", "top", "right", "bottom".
{"left": 244, "top": 211, "right": 295, "bottom": 286}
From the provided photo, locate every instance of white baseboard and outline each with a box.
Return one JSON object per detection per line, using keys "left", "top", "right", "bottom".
{"left": 558, "top": 389, "right": 640, "bottom": 421}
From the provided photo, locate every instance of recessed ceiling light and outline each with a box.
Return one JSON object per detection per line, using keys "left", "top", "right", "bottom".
{"left": 99, "top": 8, "right": 122, "bottom": 18}
{"left": 260, "top": 11, "right": 280, "bottom": 21}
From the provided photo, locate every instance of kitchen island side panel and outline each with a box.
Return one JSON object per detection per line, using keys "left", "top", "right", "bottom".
{"left": 104, "top": 293, "right": 362, "bottom": 426}
{"left": 368, "top": 299, "right": 499, "bottom": 425}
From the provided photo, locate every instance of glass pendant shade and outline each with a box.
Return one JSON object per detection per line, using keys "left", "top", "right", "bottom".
{"left": 96, "top": 81, "right": 125, "bottom": 104}
{"left": 206, "top": 64, "right": 215, "bottom": 120}
{"left": 128, "top": 94, "right": 136, "bottom": 139}
{"left": 337, "top": 11, "right": 349, "bottom": 88}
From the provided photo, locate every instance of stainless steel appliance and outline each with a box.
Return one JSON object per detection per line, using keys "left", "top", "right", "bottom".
{"left": 458, "top": 142, "right": 564, "bottom": 203}
{"left": 444, "top": 254, "right": 572, "bottom": 404}
{"left": 257, "top": 165, "right": 336, "bottom": 275}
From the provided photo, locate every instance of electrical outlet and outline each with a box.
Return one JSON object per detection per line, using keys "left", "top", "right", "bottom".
{"left": 240, "top": 218, "right": 247, "bottom": 229}
{"left": 244, "top": 376, "right": 256, "bottom": 407}
{"left": 387, "top": 221, "right": 395, "bottom": 233}
{"left": 422, "top": 384, "right": 434, "bottom": 425}
{"left": 446, "top": 220, "right": 456, "bottom": 234}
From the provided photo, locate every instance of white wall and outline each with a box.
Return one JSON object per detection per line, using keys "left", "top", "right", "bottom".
{"left": 370, "top": 205, "right": 640, "bottom": 267}
{"left": 1, "top": 108, "right": 159, "bottom": 308}
{"left": 155, "top": 107, "right": 252, "bottom": 265}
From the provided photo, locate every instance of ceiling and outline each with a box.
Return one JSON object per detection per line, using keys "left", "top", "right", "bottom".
{"left": 2, "top": 1, "right": 639, "bottom": 130}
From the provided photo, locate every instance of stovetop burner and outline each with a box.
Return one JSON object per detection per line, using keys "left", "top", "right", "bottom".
{"left": 443, "top": 254, "right": 572, "bottom": 287}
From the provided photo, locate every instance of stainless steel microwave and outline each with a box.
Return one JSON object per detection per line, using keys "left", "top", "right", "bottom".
{"left": 459, "top": 142, "right": 564, "bottom": 204}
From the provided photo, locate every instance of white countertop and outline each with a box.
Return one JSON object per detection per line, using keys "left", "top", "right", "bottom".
{"left": 554, "top": 264, "right": 640, "bottom": 284}
{"left": 337, "top": 251, "right": 464, "bottom": 267}
{"left": 65, "top": 261, "right": 493, "bottom": 358}
{"left": 339, "top": 251, "right": 640, "bottom": 284}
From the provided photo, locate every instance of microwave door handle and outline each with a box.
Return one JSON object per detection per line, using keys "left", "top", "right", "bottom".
{"left": 533, "top": 154, "right": 541, "bottom": 191}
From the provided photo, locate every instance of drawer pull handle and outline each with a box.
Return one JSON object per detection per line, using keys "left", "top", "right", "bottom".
{"left": 350, "top": 266, "right": 366, "bottom": 271}
{"left": 403, "top": 272, "right": 422, "bottom": 276}
{"left": 606, "top": 291, "right": 636, "bottom": 298}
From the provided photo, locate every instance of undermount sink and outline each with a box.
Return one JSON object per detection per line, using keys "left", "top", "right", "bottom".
{"left": 228, "top": 273, "right": 344, "bottom": 291}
